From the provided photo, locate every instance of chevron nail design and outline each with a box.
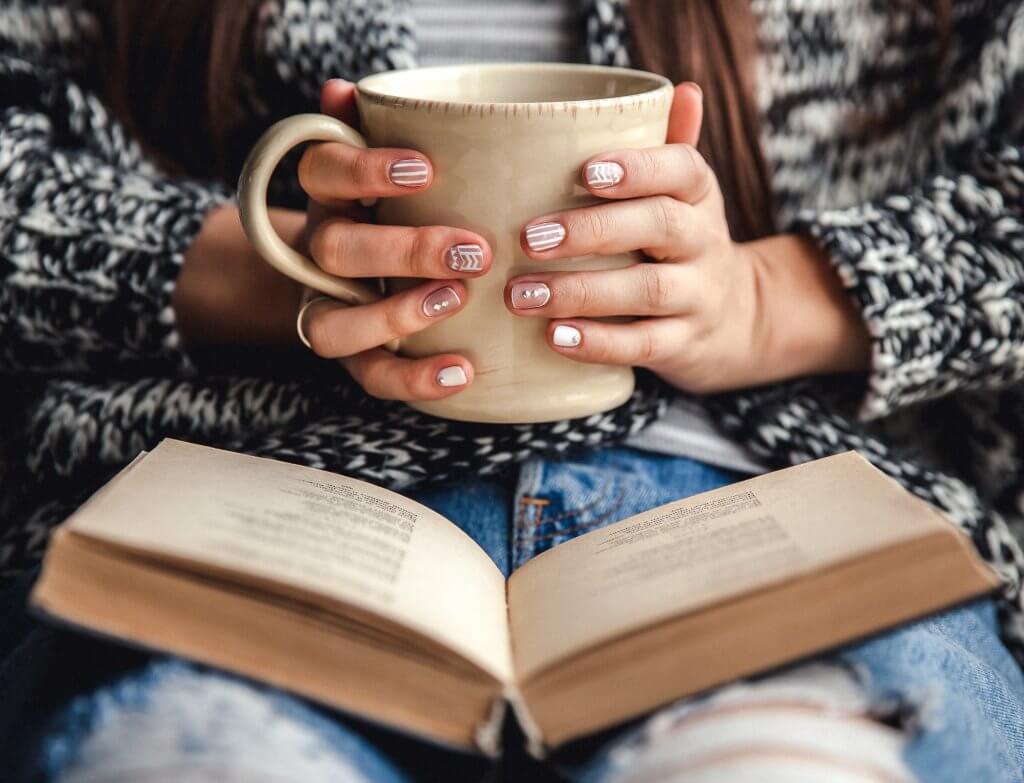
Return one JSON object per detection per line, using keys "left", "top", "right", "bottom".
{"left": 422, "top": 286, "right": 461, "bottom": 317}
{"left": 510, "top": 282, "right": 550, "bottom": 309}
{"left": 446, "top": 243, "right": 485, "bottom": 272}
{"left": 388, "top": 158, "right": 429, "bottom": 187}
{"left": 586, "top": 161, "right": 624, "bottom": 189}
{"left": 525, "top": 222, "right": 566, "bottom": 252}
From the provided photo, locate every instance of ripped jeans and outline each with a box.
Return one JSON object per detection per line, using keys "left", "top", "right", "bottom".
{"left": 7, "top": 448, "right": 1024, "bottom": 782}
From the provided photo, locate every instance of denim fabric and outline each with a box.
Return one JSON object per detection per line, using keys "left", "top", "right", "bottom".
{"left": 5, "top": 448, "right": 1024, "bottom": 782}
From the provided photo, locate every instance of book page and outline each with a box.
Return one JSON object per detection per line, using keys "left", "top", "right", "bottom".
{"left": 65, "top": 440, "right": 512, "bottom": 682}
{"left": 508, "top": 452, "right": 963, "bottom": 680}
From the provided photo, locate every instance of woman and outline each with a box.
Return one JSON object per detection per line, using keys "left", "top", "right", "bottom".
{"left": 2, "top": 0, "right": 1024, "bottom": 780}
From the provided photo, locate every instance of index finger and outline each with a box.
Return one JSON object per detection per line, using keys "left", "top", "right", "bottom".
{"left": 581, "top": 144, "right": 713, "bottom": 205}
{"left": 298, "top": 142, "right": 433, "bottom": 206}
{"left": 320, "top": 79, "right": 359, "bottom": 126}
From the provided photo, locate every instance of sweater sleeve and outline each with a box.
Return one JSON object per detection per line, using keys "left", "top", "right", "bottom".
{"left": 0, "top": 56, "right": 231, "bottom": 375}
{"left": 794, "top": 135, "right": 1024, "bottom": 420}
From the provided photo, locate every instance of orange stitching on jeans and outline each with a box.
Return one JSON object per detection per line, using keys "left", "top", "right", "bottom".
{"left": 520, "top": 477, "right": 621, "bottom": 528}
{"left": 521, "top": 484, "right": 627, "bottom": 543}
{"left": 517, "top": 496, "right": 550, "bottom": 528}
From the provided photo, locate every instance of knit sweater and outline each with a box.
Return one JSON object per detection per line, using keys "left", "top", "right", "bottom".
{"left": 3, "top": 0, "right": 1024, "bottom": 662}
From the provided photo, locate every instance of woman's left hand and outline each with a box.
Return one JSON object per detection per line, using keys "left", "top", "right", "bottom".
{"left": 507, "top": 83, "right": 870, "bottom": 394}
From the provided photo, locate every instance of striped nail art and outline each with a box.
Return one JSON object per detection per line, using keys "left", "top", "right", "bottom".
{"left": 586, "top": 161, "right": 624, "bottom": 189}
{"left": 446, "top": 244, "right": 485, "bottom": 272}
{"left": 510, "top": 282, "right": 550, "bottom": 309}
{"left": 422, "top": 286, "right": 461, "bottom": 317}
{"left": 388, "top": 159, "right": 429, "bottom": 187}
{"left": 525, "top": 222, "right": 566, "bottom": 252}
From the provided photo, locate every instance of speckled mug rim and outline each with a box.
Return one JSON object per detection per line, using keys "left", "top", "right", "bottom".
{"left": 356, "top": 62, "right": 673, "bottom": 116}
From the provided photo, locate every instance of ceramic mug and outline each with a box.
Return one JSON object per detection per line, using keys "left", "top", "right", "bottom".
{"left": 238, "top": 63, "right": 673, "bottom": 423}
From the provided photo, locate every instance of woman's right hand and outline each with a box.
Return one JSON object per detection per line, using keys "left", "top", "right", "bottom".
{"left": 298, "top": 79, "right": 492, "bottom": 401}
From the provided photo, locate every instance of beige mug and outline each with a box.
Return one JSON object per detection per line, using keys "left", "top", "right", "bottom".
{"left": 239, "top": 63, "right": 672, "bottom": 423}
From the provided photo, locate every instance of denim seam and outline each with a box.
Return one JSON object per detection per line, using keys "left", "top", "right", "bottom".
{"left": 512, "top": 459, "right": 545, "bottom": 568}
{"left": 520, "top": 483, "right": 628, "bottom": 543}
{"left": 526, "top": 486, "right": 615, "bottom": 526}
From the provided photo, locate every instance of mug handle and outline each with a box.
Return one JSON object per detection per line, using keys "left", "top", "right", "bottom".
{"left": 238, "top": 113, "right": 381, "bottom": 306}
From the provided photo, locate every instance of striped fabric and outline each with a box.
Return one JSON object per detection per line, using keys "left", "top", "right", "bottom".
{"left": 412, "top": 0, "right": 581, "bottom": 66}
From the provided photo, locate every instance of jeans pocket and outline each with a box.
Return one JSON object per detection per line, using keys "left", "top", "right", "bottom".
{"left": 513, "top": 462, "right": 628, "bottom": 568}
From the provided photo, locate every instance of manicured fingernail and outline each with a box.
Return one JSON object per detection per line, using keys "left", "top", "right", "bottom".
{"left": 437, "top": 366, "right": 468, "bottom": 387}
{"left": 389, "top": 158, "right": 429, "bottom": 187}
{"left": 552, "top": 324, "right": 582, "bottom": 347}
{"left": 525, "top": 222, "right": 566, "bottom": 252}
{"left": 510, "top": 282, "right": 550, "bottom": 309}
{"left": 446, "top": 243, "right": 485, "bottom": 272}
{"left": 586, "top": 161, "right": 624, "bottom": 189}
{"left": 423, "top": 286, "right": 461, "bottom": 317}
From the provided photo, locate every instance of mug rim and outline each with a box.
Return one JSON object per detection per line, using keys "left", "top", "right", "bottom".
{"left": 356, "top": 62, "right": 673, "bottom": 113}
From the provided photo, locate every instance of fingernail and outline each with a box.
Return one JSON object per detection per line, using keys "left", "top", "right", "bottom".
{"left": 552, "top": 324, "right": 582, "bottom": 348}
{"left": 389, "top": 158, "right": 429, "bottom": 187}
{"left": 684, "top": 81, "right": 703, "bottom": 99}
{"left": 437, "top": 365, "right": 468, "bottom": 387}
{"left": 510, "top": 282, "right": 550, "bottom": 309}
{"left": 525, "top": 222, "right": 566, "bottom": 252}
{"left": 586, "top": 161, "right": 624, "bottom": 189}
{"left": 446, "top": 243, "right": 485, "bottom": 272}
{"left": 423, "top": 286, "right": 461, "bottom": 317}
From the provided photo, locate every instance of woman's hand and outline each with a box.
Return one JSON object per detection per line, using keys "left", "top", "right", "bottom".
{"left": 506, "top": 83, "right": 870, "bottom": 394}
{"left": 296, "top": 80, "right": 492, "bottom": 400}
{"left": 178, "top": 79, "right": 486, "bottom": 401}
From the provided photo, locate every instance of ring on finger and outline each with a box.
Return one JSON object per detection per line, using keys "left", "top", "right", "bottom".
{"left": 296, "top": 294, "right": 337, "bottom": 351}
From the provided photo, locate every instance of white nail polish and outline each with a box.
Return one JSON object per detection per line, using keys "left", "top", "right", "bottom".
{"left": 525, "top": 222, "right": 566, "bottom": 252}
{"left": 552, "top": 325, "right": 582, "bottom": 347}
{"left": 437, "top": 366, "right": 468, "bottom": 387}
{"left": 586, "top": 161, "right": 624, "bottom": 189}
{"left": 388, "top": 159, "right": 429, "bottom": 187}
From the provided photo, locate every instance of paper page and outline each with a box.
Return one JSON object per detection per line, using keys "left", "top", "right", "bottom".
{"left": 508, "top": 452, "right": 957, "bottom": 680}
{"left": 66, "top": 439, "right": 512, "bottom": 682}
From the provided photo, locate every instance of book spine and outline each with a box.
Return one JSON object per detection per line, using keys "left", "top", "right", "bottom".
{"left": 502, "top": 685, "right": 547, "bottom": 758}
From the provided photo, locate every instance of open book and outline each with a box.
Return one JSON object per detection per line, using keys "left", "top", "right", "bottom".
{"left": 31, "top": 440, "right": 998, "bottom": 753}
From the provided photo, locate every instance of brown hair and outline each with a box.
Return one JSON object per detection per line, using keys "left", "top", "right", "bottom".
{"left": 98, "top": 0, "right": 951, "bottom": 241}
{"left": 97, "top": 0, "right": 253, "bottom": 177}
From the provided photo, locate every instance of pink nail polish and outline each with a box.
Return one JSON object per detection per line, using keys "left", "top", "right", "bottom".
{"left": 423, "top": 286, "right": 461, "bottom": 317}
{"left": 586, "top": 161, "right": 624, "bottom": 189}
{"left": 525, "top": 222, "right": 566, "bottom": 252}
{"left": 446, "top": 244, "right": 485, "bottom": 272}
{"left": 510, "top": 282, "right": 550, "bottom": 310}
{"left": 389, "top": 158, "right": 429, "bottom": 187}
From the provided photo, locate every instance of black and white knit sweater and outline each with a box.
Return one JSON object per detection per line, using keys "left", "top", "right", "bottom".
{"left": 3, "top": 0, "right": 1024, "bottom": 661}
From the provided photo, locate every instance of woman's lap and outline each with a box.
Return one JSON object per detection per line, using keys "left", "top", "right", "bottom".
{"left": 6, "top": 447, "right": 1024, "bottom": 782}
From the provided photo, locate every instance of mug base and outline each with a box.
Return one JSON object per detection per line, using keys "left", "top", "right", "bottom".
{"left": 406, "top": 369, "right": 636, "bottom": 424}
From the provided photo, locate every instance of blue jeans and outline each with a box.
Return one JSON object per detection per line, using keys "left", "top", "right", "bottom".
{"left": 6, "top": 448, "right": 1024, "bottom": 782}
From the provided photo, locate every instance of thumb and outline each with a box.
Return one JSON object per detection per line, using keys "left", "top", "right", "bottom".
{"left": 666, "top": 82, "right": 703, "bottom": 146}
{"left": 320, "top": 79, "right": 360, "bottom": 126}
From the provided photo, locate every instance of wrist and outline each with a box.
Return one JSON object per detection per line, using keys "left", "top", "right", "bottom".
{"left": 175, "top": 205, "right": 304, "bottom": 347}
{"left": 744, "top": 234, "right": 871, "bottom": 381}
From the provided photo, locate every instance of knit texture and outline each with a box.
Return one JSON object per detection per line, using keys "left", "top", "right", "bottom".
{"left": 3, "top": 0, "right": 1024, "bottom": 663}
